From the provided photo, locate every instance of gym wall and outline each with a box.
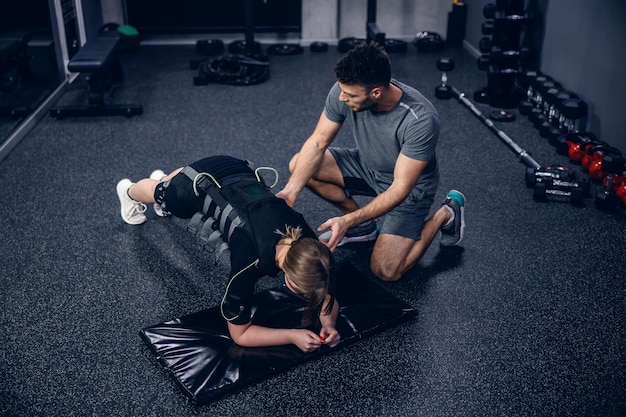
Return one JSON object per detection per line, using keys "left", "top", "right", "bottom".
{"left": 337, "top": 0, "right": 449, "bottom": 41}
{"left": 101, "top": 0, "right": 449, "bottom": 43}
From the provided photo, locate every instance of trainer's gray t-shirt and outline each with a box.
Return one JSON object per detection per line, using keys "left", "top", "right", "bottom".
{"left": 324, "top": 79, "right": 440, "bottom": 194}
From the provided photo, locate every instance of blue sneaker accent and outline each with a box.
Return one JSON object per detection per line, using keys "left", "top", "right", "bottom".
{"left": 446, "top": 190, "right": 465, "bottom": 208}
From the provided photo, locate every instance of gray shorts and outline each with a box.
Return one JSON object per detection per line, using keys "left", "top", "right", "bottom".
{"left": 329, "top": 147, "right": 438, "bottom": 241}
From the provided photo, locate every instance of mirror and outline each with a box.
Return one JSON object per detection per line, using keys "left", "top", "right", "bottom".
{"left": 0, "top": 0, "right": 63, "bottom": 147}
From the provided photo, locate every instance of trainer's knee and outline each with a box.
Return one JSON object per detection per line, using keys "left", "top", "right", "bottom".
{"left": 287, "top": 153, "right": 299, "bottom": 174}
{"left": 370, "top": 258, "right": 403, "bottom": 282}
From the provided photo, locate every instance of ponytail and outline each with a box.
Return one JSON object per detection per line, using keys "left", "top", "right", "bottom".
{"left": 275, "top": 225, "right": 335, "bottom": 326}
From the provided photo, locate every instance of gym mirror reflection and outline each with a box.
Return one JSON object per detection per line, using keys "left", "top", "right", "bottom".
{"left": 0, "top": 0, "right": 61, "bottom": 144}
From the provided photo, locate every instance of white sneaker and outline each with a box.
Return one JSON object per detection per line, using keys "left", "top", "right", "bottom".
{"left": 149, "top": 169, "right": 169, "bottom": 217}
{"left": 116, "top": 179, "right": 147, "bottom": 225}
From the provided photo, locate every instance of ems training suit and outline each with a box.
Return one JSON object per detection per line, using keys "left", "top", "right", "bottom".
{"left": 154, "top": 155, "right": 318, "bottom": 325}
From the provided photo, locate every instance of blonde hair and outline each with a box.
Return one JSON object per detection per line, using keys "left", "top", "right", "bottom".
{"left": 275, "top": 225, "right": 335, "bottom": 325}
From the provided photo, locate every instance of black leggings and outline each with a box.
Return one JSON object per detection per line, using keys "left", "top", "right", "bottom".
{"left": 153, "top": 173, "right": 203, "bottom": 219}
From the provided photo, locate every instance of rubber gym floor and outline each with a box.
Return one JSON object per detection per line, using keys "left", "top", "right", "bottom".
{"left": 1, "top": 44, "right": 624, "bottom": 417}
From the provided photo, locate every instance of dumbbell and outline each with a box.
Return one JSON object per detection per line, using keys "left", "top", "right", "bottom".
{"left": 537, "top": 80, "right": 562, "bottom": 115}
{"left": 530, "top": 170, "right": 588, "bottom": 204}
{"left": 528, "top": 163, "right": 589, "bottom": 205}
{"left": 477, "top": 55, "right": 490, "bottom": 71}
{"left": 479, "top": 37, "right": 492, "bottom": 53}
{"left": 518, "top": 70, "right": 542, "bottom": 115}
{"left": 481, "top": 21, "right": 495, "bottom": 36}
{"left": 530, "top": 82, "right": 570, "bottom": 137}
{"left": 595, "top": 155, "right": 626, "bottom": 210}
{"left": 483, "top": 3, "right": 496, "bottom": 19}
{"left": 489, "top": 46, "right": 531, "bottom": 64}
{"left": 535, "top": 87, "right": 565, "bottom": 137}
{"left": 602, "top": 157, "right": 626, "bottom": 206}
{"left": 519, "top": 74, "right": 551, "bottom": 117}
{"left": 527, "top": 80, "right": 561, "bottom": 134}
{"left": 478, "top": 47, "right": 530, "bottom": 71}
{"left": 557, "top": 98, "right": 588, "bottom": 134}
{"left": 475, "top": 66, "right": 518, "bottom": 105}
{"left": 525, "top": 164, "right": 575, "bottom": 187}
{"left": 544, "top": 89, "right": 577, "bottom": 124}
{"left": 588, "top": 148, "right": 623, "bottom": 181}
{"left": 434, "top": 57, "right": 455, "bottom": 99}
{"left": 528, "top": 76, "right": 557, "bottom": 112}
{"left": 532, "top": 181, "right": 586, "bottom": 205}
{"left": 611, "top": 169, "right": 626, "bottom": 206}
{"left": 493, "top": 10, "right": 533, "bottom": 23}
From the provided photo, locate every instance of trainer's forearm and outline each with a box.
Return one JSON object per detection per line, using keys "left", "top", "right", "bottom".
{"left": 283, "top": 138, "right": 327, "bottom": 194}
{"left": 342, "top": 183, "right": 409, "bottom": 227}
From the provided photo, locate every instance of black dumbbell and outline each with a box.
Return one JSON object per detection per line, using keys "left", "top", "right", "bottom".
{"left": 483, "top": 3, "right": 496, "bottom": 19}
{"left": 540, "top": 88, "right": 579, "bottom": 138}
{"left": 518, "top": 70, "right": 542, "bottom": 115}
{"left": 525, "top": 164, "right": 576, "bottom": 187}
{"left": 489, "top": 46, "right": 531, "bottom": 65}
{"left": 595, "top": 155, "right": 626, "bottom": 211}
{"left": 557, "top": 98, "right": 588, "bottom": 134}
{"left": 528, "top": 81, "right": 562, "bottom": 132}
{"left": 477, "top": 55, "right": 490, "bottom": 71}
{"left": 482, "top": 21, "right": 494, "bottom": 36}
{"left": 530, "top": 77, "right": 559, "bottom": 111}
{"left": 434, "top": 58, "right": 455, "bottom": 99}
{"left": 479, "top": 37, "right": 492, "bottom": 53}
{"left": 493, "top": 10, "right": 533, "bottom": 23}
{"left": 529, "top": 164, "right": 589, "bottom": 204}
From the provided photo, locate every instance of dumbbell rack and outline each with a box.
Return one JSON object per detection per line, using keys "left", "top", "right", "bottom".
{"left": 435, "top": 58, "right": 589, "bottom": 205}
{"left": 474, "top": 0, "right": 533, "bottom": 108}
{"left": 516, "top": 69, "right": 626, "bottom": 210}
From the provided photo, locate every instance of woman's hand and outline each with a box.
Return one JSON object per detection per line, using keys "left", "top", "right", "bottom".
{"left": 320, "top": 326, "right": 341, "bottom": 348}
{"left": 291, "top": 329, "right": 324, "bottom": 352}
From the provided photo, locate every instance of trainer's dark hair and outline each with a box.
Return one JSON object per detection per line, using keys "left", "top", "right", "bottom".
{"left": 334, "top": 41, "right": 391, "bottom": 91}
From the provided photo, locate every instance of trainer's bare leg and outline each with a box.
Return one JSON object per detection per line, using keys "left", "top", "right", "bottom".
{"left": 370, "top": 206, "right": 452, "bottom": 281}
{"left": 289, "top": 150, "right": 360, "bottom": 213}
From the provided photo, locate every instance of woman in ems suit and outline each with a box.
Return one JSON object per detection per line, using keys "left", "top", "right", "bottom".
{"left": 116, "top": 155, "right": 340, "bottom": 352}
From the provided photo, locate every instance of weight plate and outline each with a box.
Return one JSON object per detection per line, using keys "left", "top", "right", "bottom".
{"left": 338, "top": 37, "right": 366, "bottom": 53}
{"left": 310, "top": 41, "right": 328, "bottom": 52}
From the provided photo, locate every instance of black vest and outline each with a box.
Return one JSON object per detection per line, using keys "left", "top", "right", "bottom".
{"left": 183, "top": 164, "right": 315, "bottom": 275}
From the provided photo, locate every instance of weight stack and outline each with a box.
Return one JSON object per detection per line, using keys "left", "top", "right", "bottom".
{"left": 475, "top": 0, "right": 532, "bottom": 108}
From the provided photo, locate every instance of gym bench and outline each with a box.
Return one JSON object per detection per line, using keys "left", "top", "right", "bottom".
{"left": 50, "top": 31, "right": 143, "bottom": 118}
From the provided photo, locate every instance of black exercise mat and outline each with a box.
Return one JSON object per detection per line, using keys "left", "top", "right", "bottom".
{"left": 140, "top": 261, "right": 417, "bottom": 405}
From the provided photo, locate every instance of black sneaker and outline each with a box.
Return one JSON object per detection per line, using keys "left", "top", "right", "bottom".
{"left": 440, "top": 190, "right": 466, "bottom": 246}
{"left": 319, "top": 220, "right": 379, "bottom": 247}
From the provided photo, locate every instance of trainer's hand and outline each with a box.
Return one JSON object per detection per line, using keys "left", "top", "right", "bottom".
{"left": 275, "top": 188, "right": 297, "bottom": 208}
{"left": 291, "top": 329, "right": 324, "bottom": 352}
{"left": 318, "top": 216, "right": 350, "bottom": 251}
